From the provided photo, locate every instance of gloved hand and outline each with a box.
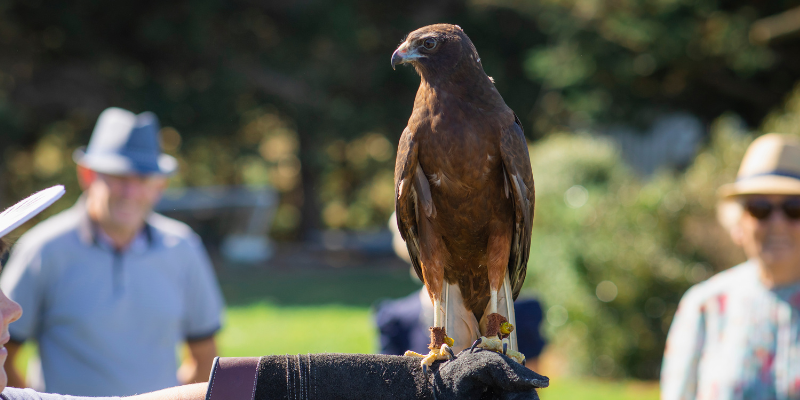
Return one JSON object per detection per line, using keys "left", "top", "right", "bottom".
{"left": 253, "top": 349, "right": 548, "bottom": 400}
{"left": 433, "top": 349, "right": 549, "bottom": 399}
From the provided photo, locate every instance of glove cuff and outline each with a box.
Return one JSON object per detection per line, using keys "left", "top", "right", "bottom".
{"left": 206, "top": 357, "right": 259, "bottom": 400}
{"left": 254, "top": 353, "right": 433, "bottom": 400}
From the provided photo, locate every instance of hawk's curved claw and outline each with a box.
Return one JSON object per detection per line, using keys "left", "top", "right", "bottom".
{"left": 522, "top": 358, "right": 526, "bottom": 367}
{"left": 423, "top": 364, "right": 428, "bottom": 375}
{"left": 469, "top": 338, "right": 482, "bottom": 353}
{"left": 445, "top": 345, "right": 456, "bottom": 359}
{"left": 474, "top": 335, "right": 526, "bottom": 364}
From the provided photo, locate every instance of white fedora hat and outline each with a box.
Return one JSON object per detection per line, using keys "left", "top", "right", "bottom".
{"left": 0, "top": 185, "right": 65, "bottom": 238}
{"left": 72, "top": 108, "right": 177, "bottom": 175}
{"left": 719, "top": 133, "right": 800, "bottom": 198}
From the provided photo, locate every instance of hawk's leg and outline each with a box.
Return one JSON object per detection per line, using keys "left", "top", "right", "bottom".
{"left": 404, "top": 296, "right": 455, "bottom": 371}
{"left": 474, "top": 307, "right": 524, "bottom": 363}
{"left": 476, "top": 224, "right": 526, "bottom": 364}
{"left": 403, "top": 216, "right": 455, "bottom": 370}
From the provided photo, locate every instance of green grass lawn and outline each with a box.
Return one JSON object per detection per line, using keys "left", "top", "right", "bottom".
{"left": 538, "top": 378, "right": 659, "bottom": 400}
{"left": 217, "top": 300, "right": 659, "bottom": 400}
{"left": 13, "top": 266, "right": 660, "bottom": 399}
{"left": 218, "top": 302, "right": 376, "bottom": 355}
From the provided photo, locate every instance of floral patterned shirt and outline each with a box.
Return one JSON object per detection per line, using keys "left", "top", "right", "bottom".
{"left": 661, "top": 261, "right": 800, "bottom": 400}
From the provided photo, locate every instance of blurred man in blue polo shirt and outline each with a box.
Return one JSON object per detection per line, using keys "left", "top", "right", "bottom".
{"left": 0, "top": 108, "right": 225, "bottom": 396}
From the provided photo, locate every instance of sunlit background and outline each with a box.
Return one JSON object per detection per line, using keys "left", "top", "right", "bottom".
{"left": 4, "top": 0, "right": 800, "bottom": 398}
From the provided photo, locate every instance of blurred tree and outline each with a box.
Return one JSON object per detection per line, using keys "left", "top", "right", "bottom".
{"left": 524, "top": 114, "right": 751, "bottom": 379}
{"left": 1, "top": 0, "right": 799, "bottom": 236}
{"left": 482, "top": 0, "right": 800, "bottom": 132}
{"left": 0, "top": 0, "right": 543, "bottom": 236}
{"left": 2, "top": 0, "right": 800, "bottom": 379}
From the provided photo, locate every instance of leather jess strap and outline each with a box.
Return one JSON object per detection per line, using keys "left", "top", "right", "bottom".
{"left": 206, "top": 357, "right": 260, "bottom": 400}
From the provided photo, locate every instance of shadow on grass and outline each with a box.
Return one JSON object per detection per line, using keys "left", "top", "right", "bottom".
{"left": 217, "top": 266, "right": 422, "bottom": 307}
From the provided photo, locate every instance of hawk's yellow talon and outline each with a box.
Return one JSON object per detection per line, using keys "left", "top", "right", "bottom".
{"left": 404, "top": 345, "right": 453, "bottom": 369}
{"left": 500, "top": 322, "right": 514, "bottom": 335}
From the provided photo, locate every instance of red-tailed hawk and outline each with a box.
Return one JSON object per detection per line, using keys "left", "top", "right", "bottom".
{"left": 391, "top": 24, "right": 535, "bottom": 369}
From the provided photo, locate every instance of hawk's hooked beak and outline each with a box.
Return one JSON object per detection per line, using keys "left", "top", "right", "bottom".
{"left": 391, "top": 42, "right": 424, "bottom": 70}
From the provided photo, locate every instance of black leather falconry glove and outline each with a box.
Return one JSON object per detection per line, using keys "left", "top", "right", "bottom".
{"left": 206, "top": 349, "right": 549, "bottom": 400}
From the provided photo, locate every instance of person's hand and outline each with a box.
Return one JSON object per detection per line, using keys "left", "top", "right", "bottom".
{"left": 429, "top": 348, "right": 549, "bottom": 400}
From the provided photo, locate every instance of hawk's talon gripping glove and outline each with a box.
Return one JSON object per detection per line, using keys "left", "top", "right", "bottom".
{"left": 206, "top": 349, "right": 549, "bottom": 400}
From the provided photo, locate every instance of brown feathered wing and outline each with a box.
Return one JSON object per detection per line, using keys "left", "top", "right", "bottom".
{"left": 500, "top": 114, "right": 534, "bottom": 300}
{"left": 394, "top": 126, "right": 425, "bottom": 284}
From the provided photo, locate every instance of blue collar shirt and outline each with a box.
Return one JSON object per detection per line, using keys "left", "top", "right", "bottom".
{"left": 0, "top": 199, "right": 224, "bottom": 396}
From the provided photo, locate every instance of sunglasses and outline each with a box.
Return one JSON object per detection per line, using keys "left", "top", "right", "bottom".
{"left": 744, "top": 198, "right": 800, "bottom": 221}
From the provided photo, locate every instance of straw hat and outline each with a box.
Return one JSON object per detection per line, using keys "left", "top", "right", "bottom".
{"left": 718, "top": 133, "right": 800, "bottom": 198}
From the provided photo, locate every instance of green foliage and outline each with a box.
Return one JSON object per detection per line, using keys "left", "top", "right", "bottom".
{"left": 523, "top": 116, "right": 752, "bottom": 379}
{"left": 2, "top": 0, "right": 800, "bottom": 382}
{"left": 483, "top": 0, "right": 791, "bottom": 132}
{"left": 763, "top": 82, "right": 800, "bottom": 136}
{"left": 2, "top": 0, "right": 797, "bottom": 236}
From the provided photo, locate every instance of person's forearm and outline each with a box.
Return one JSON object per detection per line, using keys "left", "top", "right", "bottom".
{"left": 525, "top": 358, "right": 540, "bottom": 373}
{"left": 178, "top": 358, "right": 214, "bottom": 385}
{"left": 128, "top": 383, "right": 207, "bottom": 400}
{"left": 5, "top": 341, "right": 26, "bottom": 388}
{"left": 190, "top": 354, "right": 215, "bottom": 384}
{"left": 178, "top": 337, "right": 217, "bottom": 384}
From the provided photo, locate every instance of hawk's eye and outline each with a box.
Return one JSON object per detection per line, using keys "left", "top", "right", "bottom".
{"left": 422, "top": 38, "right": 437, "bottom": 50}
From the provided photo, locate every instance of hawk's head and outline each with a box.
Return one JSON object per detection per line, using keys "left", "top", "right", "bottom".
{"left": 391, "top": 24, "right": 482, "bottom": 81}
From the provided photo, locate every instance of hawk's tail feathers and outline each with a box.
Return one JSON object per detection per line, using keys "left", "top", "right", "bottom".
{"left": 443, "top": 282, "right": 481, "bottom": 354}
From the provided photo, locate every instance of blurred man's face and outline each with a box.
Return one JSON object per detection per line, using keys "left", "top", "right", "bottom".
{"left": 80, "top": 167, "right": 168, "bottom": 233}
{"left": 0, "top": 288, "right": 22, "bottom": 392}
{"left": 737, "top": 195, "right": 800, "bottom": 273}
